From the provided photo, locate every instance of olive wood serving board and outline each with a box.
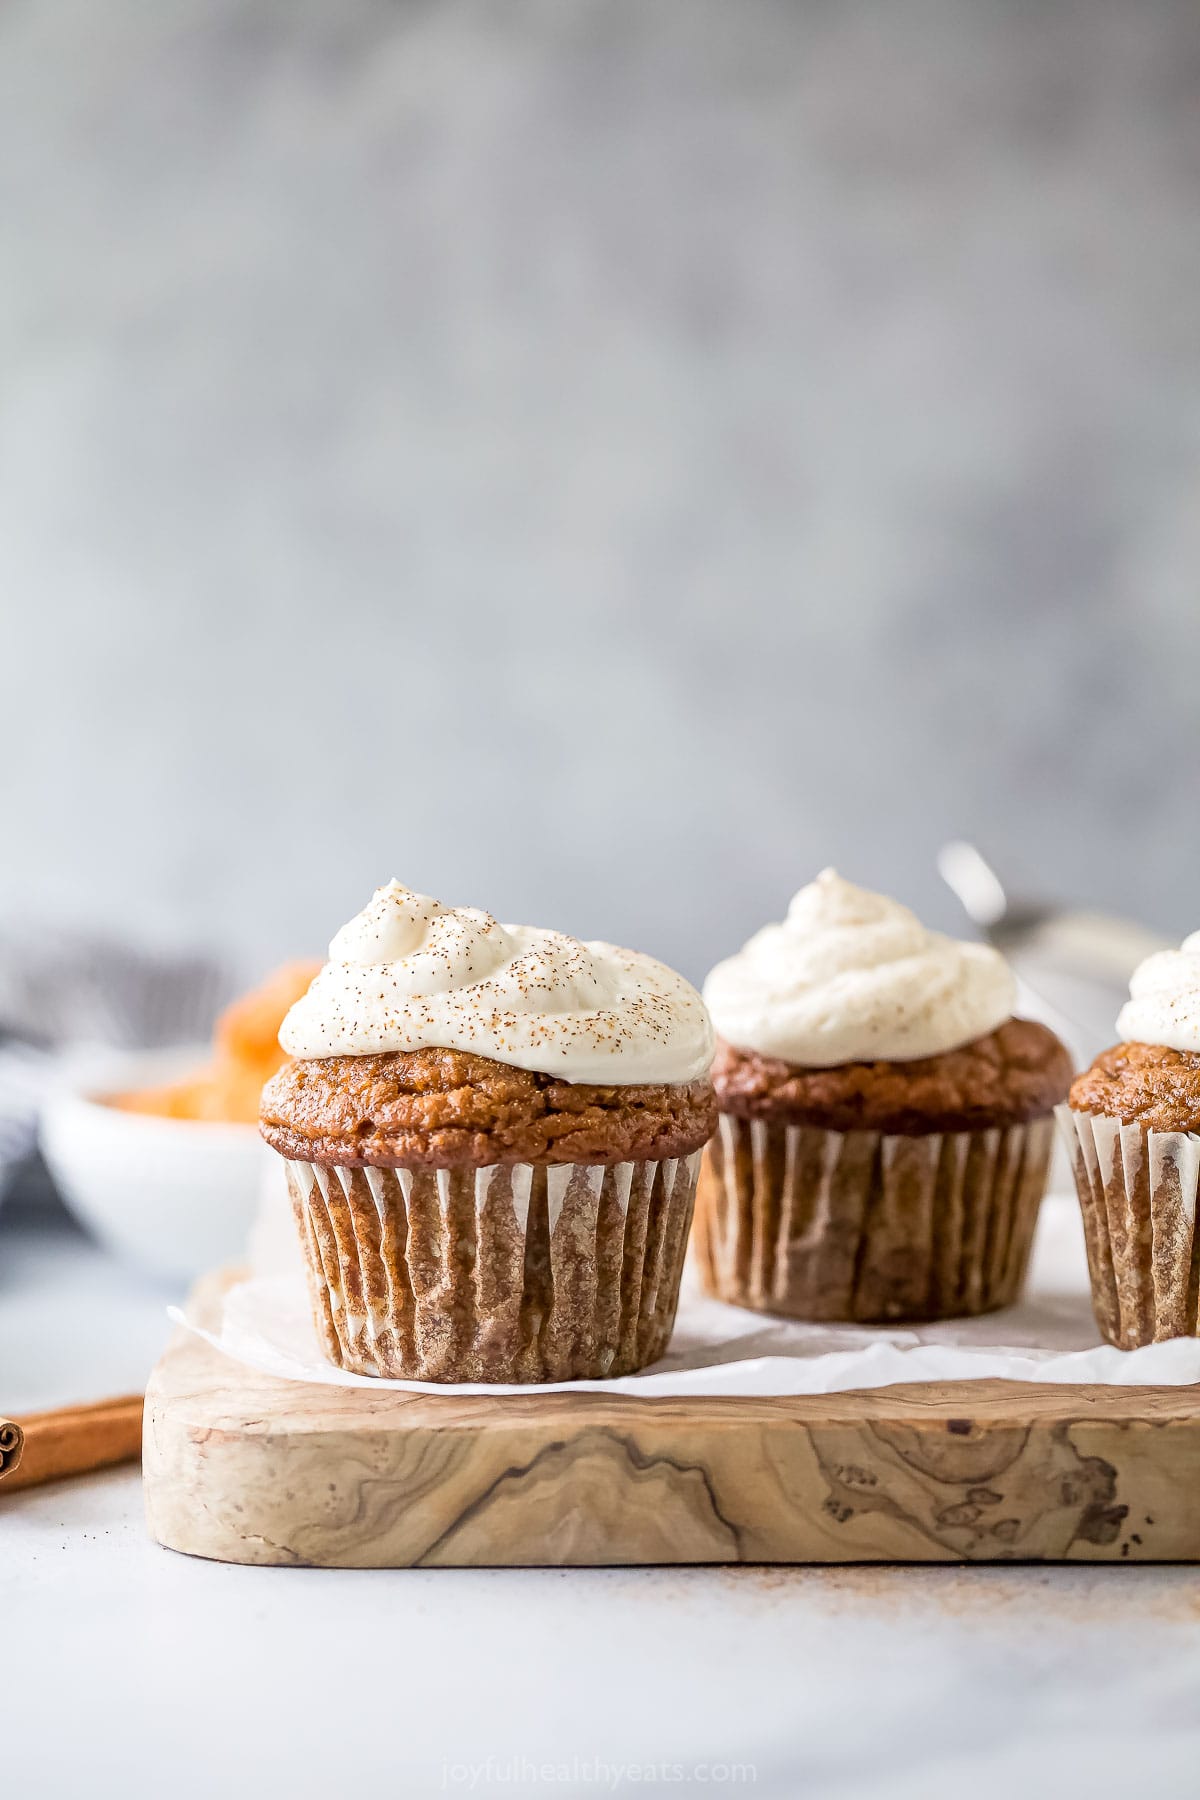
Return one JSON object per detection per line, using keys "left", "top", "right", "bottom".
{"left": 143, "top": 1271, "right": 1200, "bottom": 1567}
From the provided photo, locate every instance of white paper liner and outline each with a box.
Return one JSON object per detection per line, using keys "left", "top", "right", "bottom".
{"left": 284, "top": 1149, "right": 702, "bottom": 1381}
{"left": 170, "top": 1194, "right": 1200, "bottom": 1395}
{"left": 1060, "top": 1104, "right": 1200, "bottom": 1345}
{"left": 694, "top": 1113, "right": 1053, "bottom": 1322}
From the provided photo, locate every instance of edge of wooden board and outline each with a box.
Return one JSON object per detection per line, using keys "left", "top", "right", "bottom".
{"left": 143, "top": 1269, "right": 1200, "bottom": 1567}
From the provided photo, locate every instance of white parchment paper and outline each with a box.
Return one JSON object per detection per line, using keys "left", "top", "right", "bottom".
{"left": 173, "top": 1194, "right": 1200, "bottom": 1396}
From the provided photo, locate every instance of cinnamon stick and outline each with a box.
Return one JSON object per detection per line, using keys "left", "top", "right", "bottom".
{"left": 0, "top": 1419, "right": 23, "bottom": 1480}
{"left": 0, "top": 1395, "right": 143, "bottom": 1492}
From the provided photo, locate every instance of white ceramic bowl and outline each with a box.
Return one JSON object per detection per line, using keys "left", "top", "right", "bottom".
{"left": 40, "top": 1049, "right": 271, "bottom": 1282}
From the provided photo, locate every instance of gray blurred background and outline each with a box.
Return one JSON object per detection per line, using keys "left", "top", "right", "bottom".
{"left": 1, "top": 0, "right": 1198, "bottom": 986}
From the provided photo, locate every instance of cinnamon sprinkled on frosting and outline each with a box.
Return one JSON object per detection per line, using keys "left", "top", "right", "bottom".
{"left": 279, "top": 880, "right": 715, "bottom": 1086}
{"left": 1116, "top": 929, "right": 1200, "bottom": 1053}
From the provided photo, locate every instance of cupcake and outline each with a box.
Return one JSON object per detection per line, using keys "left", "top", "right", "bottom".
{"left": 692, "top": 870, "right": 1073, "bottom": 1322}
{"left": 1065, "top": 932, "right": 1200, "bottom": 1347}
{"left": 259, "top": 881, "right": 716, "bottom": 1382}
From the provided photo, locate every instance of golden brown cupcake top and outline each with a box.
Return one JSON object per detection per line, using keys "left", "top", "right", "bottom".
{"left": 261, "top": 1047, "right": 718, "bottom": 1169}
{"left": 712, "top": 1018, "right": 1073, "bottom": 1135}
{"left": 1069, "top": 1042, "right": 1200, "bottom": 1134}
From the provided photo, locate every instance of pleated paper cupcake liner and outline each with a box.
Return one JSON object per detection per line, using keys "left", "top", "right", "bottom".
{"left": 692, "top": 1113, "right": 1055, "bottom": 1323}
{"left": 1060, "top": 1106, "right": 1200, "bottom": 1348}
{"left": 280, "top": 1150, "right": 702, "bottom": 1383}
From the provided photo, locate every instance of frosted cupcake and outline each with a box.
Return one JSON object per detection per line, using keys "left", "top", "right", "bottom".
{"left": 1065, "top": 933, "right": 1200, "bottom": 1347}
{"left": 259, "top": 882, "right": 716, "bottom": 1382}
{"left": 693, "top": 871, "right": 1072, "bottom": 1322}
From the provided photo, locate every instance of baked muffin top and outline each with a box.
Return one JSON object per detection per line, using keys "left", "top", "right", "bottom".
{"left": 712, "top": 1018, "right": 1072, "bottom": 1135}
{"left": 261, "top": 1048, "right": 717, "bottom": 1168}
{"left": 1070, "top": 1043, "right": 1200, "bottom": 1135}
{"left": 1069, "top": 926, "right": 1200, "bottom": 1131}
{"left": 261, "top": 879, "right": 718, "bottom": 1167}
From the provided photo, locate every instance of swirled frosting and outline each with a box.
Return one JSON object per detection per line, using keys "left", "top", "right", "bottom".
{"left": 702, "top": 869, "right": 1016, "bottom": 1066}
{"left": 279, "top": 880, "right": 714, "bottom": 1085}
{"left": 1116, "top": 931, "right": 1200, "bottom": 1052}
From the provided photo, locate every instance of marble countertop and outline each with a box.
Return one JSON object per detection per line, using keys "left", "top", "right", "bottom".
{"left": 4, "top": 1204, "right": 1200, "bottom": 1799}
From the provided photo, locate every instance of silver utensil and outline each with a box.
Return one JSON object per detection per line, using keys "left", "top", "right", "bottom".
{"left": 937, "top": 842, "right": 1170, "bottom": 1064}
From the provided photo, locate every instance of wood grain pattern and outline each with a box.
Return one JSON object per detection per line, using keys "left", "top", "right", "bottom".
{"left": 143, "top": 1272, "right": 1200, "bottom": 1567}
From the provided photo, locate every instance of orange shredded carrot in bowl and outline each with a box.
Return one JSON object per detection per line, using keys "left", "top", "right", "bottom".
{"left": 107, "top": 961, "right": 321, "bottom": 1124}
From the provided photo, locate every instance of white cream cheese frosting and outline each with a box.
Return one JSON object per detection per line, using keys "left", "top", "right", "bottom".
{"left": 279, "top": 880, "right": 714, "bottom": 1085}
{"left": 1116, "top": 931, "right": 1200, "bottom": 1052}
{"left": 703, "top": 869, "right": 1016, "bottom": 1067}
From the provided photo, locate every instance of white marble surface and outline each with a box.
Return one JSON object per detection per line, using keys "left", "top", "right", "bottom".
{"left": 4, "top": 1205, "right": 1200, "bottom": 1798}
{"left": 0, "top": 1203, "right": 181, "bottom": 1413}
{"left": 6, "top": 1462, "right": 1200, "bottom": 1799}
